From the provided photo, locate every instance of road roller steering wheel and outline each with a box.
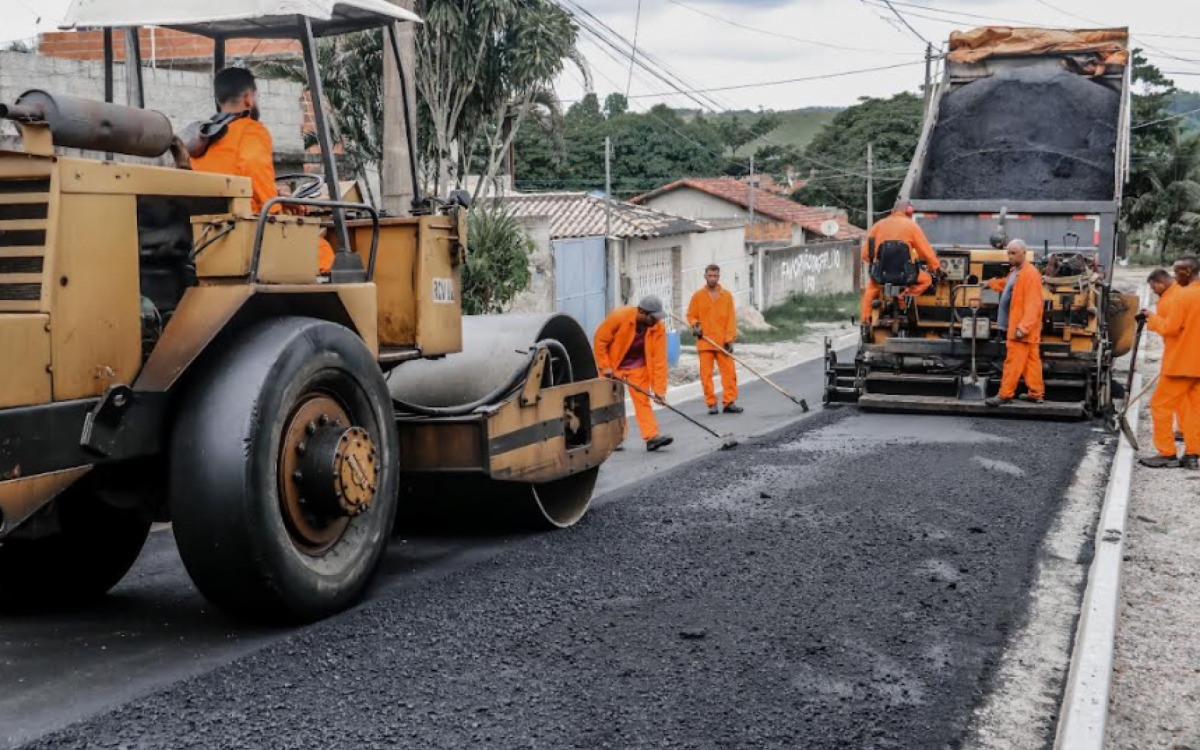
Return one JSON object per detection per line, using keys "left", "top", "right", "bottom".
{"left": 275, "top": 173, "right": 325, "bottom": 201}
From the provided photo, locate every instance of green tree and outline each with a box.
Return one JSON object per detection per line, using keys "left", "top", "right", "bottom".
{"left": 792, "top": 92, "right": 923, "bottom": 227}
{"left": 415, "top": 0, "right": 588, "bottom": 199}
{"left": 715, "top": 112, "right": 782, "bottom": 159}
{"left": 1127, "top": 129, "right": 1200, "bottom": 259}
{"left": 462, "top": 205, "right": 534, "bottom": 314}
{"left": 512, "top": 95, "right": 727, "bottom": 196}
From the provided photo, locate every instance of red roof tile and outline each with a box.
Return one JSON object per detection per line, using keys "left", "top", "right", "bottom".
{"left": 632, "top": 177, "right": 865, "bottom": 241}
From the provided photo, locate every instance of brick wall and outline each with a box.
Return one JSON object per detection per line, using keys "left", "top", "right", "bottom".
{"left": 0, "top": 51, "right": 306, "bottom": 158}
{"left": 39, "top": 29, "right": 300, "bottom": 66}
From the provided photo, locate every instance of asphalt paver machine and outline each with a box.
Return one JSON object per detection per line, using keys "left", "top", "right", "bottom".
{"left": 825, "top": 26, "right": 1140, "bottom": 419}
{"left": 0, "top": 0, "right": 623, "bottom": 621}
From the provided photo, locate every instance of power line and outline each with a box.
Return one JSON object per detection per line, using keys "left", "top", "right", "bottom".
{"left": 624, "top": 60, "right": 926, "bottom": 99}
{"left": 625, "top": 0, "right": 642, "bottom": 99}
{"left": 1133, "top": 106, "right": 1200, "bottom": 130}
{"left": 662, "top": 0, "right": 922, "bottom": 56}
{"left": 878, "top": 0, "right": 933, "bottom": 47}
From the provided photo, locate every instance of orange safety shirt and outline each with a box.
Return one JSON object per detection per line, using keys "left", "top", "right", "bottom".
{"left": 192, "top": 117, "right": 334, "bottom": 273}
{"left": 1003, "top": 262, "right": 1045, "bottom": 344}
{"left": 1149, "top": 283, "right": 1200, "bottom": 378}
{"left": 191, "top": 117, "right": 282, "bottom": 214}
{"left": 594, "top": 306, "right": 669, "bottom": 395}
{"left": 860, "top": 211, "right": 941, "bottom": 272}
{"left": 686, "top": 284, "right": 737, "bottom": 351}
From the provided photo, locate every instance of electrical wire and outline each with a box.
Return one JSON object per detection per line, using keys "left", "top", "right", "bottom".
{"left": 662, "top": 0, "right": 924, "bottom": 56}
{"left": 623, "top": 60, "right": 927, "bottom": 99}
{"left": 879, "top": 0, "right": 933, "bottom": 47}
{"left": 625, "top": 0, "right": 642, "bottom": 99}
{"left": 1132, "top": 106, "right": 1200, "bottom": 130}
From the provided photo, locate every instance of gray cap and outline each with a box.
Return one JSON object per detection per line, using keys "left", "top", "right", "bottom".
{"left": 637, "top": 295, "right": 667, "bottom": 321}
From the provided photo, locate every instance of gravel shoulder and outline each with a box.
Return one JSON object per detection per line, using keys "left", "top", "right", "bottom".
{"left": 1106, "top": 318, "right": 1200, "bottom": 750}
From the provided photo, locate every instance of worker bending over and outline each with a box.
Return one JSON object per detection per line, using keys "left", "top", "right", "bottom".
{"left": 985, "top": 239, "right": 1045, "bottom": 407}
{"left": 860, "top": 198, "right": 941, "bottom": 321}
{"left": 191, "top": 67, "right": 334, "bottom": 274}
{"left": 1139, "top": 272, "right": 1200, "bottom": 470}
{"left": 687, "top": 264, "right": 742, "bottom": 415}
{"left": 594, "top": 296, "right": 674, "bottom": 452}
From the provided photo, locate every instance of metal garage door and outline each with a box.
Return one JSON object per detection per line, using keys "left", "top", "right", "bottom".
{"left": 554, "top": 237, "right": 608, "bottom": 337}
{"left": 629, "top": 245, "right": 675, "bottom": 326}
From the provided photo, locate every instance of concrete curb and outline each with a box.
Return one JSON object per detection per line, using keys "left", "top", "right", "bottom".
{"left": 1053, "top": 289, "right": 1147, "bottom": 749}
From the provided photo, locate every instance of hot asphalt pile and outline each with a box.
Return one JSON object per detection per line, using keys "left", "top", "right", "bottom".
{"left": 921, "top": 66, "right": 1119, "bottom": 201}
{"left": 28, "top": 411, "right": 1095, "bottom": 750}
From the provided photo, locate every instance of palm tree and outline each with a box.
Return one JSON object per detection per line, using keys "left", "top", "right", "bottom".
{"left": 1127, "top": 129, "right": 1200, "bottom": 260}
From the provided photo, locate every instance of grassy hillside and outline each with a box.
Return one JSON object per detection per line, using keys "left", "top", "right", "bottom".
{"left": 679, "top": 107, "right": 843, "bottom": 155}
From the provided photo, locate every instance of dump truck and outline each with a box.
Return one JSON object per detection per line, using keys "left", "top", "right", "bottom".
{"left": 826, "top": 27, "right": 1140, "bottom": 418}
{"left": 0, "top": 1, "right": 623, "bottom": 621}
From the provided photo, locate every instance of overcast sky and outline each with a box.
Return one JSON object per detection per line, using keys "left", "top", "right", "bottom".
{"left": 7, "top": 0, "right": 1198, "bottom": 110}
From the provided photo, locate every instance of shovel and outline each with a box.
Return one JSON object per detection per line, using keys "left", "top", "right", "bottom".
{"left": 1113, "top": 317, "right": 1147, "bottom": 449}
{"left": 609, "top": 376, "right": 739, "bottom": 450}
{"left": 669, "top": 313, "right": 809, "bottom": 412}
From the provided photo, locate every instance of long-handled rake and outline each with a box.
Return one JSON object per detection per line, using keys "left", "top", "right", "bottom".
{"left": 668, "top": 313, "right": 809, "bottom": 412}
{"left": 609, "top": 376, "right": 739, "bottom": 450}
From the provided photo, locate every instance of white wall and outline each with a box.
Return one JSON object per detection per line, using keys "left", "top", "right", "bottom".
{"left": 506, "top": 215, "right": 555, "bottom": 315}
{"left": 677, "top": 225, "right": 752, "bottom": 311}
{"left": 0, "top": 51, "right": 306, "bottom": 158}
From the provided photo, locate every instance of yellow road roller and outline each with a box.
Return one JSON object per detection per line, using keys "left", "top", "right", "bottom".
{"left": 0, "top": 2, "right": 623, "bottom": 621}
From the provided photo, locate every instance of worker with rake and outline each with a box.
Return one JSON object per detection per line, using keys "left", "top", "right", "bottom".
{"left": 594, "top": 297, "right": 675, "bottom": 452}
{"left": 687, "top": 264, "right": 743, "bottom": 415}
{"left": 1139, "top": 268, "right": 1200, "bottom": 470}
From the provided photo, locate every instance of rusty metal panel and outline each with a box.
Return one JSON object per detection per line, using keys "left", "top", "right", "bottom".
{"left": 414, "top": 216, "right": 463, "bottom": 357}
{"left": 58, "top": 157, "right": 251, "bottom": 199}
{"left": 0, "top": 314, "right": 52, "bottom": 408}
{"left": 397, "top": 421, "right": 485, "bottom": 471}
{"left": 192, "top": 214, "right": 320, "bottom": 283}
{"left": 49, "top": 193, "right": 141, "bottom": 400}
{"left": 0, "top": 466, "right": 91, "bottom": 539}
{"left": 352, "top": 219, "right": 418, "bottom": 347}
{"left": 134, "top": 284, "right": 255, "bottom": 392}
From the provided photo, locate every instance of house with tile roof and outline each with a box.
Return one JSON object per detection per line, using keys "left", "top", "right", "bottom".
{"left": 631, "top": 177, "right": 864, "bottom": 246}
{"left": 498, "top": 192, "right": 749, "bottom": 331}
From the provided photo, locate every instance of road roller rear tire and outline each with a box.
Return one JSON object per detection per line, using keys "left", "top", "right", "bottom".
{"left": 170, "top": 317, "right": 399, "bottom": 623}
{"left": 0, "top": 480, "right": 151, "bottom": 611}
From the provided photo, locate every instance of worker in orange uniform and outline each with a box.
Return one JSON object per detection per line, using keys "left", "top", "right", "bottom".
{"left": 1174, "top": 255, "right": 1198, "bottom": 288}
{"left": 594, "top": 296, "right": 674, "bottom": 452}
{"left": 687, "top": 264, "right": 743, "bottom": 415}
{"left": 1139, "top": 272, "right": 1200, "bottom": 470}
{"left": 191, "top": 67, "right": 335, "bottom": 274}
{"left": 985, "top": 239, "right": 1046, "bottom": 407}
{"left": 860, "top": 198, "right": 942, "bottom": 321}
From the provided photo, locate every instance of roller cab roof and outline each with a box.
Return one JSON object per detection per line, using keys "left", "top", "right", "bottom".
{"left": 61, "top": 0, "right": 422, "bottom": 38}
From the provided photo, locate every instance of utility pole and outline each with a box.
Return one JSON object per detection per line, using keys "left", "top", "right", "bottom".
{"left": 605, "top": 136, "right": 618, "bottom": 308}
{"left": 383, "top": 0, "right": 417, "bottom": 216}
{"left": 923, "top": 43, "right": 934, "bottom": 117}
{"left": 866, "top": 143, "right": 875, "bottom": 231}
{"left": 748, "top": 154, "right": 756, "bottom": 223}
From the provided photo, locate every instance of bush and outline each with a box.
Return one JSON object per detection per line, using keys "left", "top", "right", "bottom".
{"left": 462, "top": 206, "right": 534, "bottom": 315}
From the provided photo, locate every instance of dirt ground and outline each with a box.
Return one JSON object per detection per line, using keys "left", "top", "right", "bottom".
{"left": 1106, "top": 269, "right": 1200, "bottom": 750}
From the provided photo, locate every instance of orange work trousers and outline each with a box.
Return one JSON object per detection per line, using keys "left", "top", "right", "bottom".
{"left": 998, "top": 340, "right": 1045, "bottom": 400}
{"left": 1150, "top": 376, "right": 1200, "bottom": 457}
{"left": 860, "top": 270, "right": 933, "bottom": 320}
{"left": 699, "top": 350, "right": 738, "bottom": 408}
{"left": 617, "top": 366, "right": 659, "bottom": 442}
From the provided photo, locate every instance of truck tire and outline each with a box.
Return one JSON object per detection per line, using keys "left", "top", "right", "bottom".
{"left": 0, "top": 480, "right": 151, "bottom": 610}
{"left": 170, "top": 317, "right": 399, "bottom": 623}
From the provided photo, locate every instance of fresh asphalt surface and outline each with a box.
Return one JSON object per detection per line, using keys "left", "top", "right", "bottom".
{"left": 0, "top": 348, "right": 1101, "bottom": 749}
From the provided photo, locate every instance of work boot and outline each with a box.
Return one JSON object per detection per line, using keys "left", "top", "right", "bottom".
{"left": 985, "top": 396, "right": 1012, "bottom": 408}
{"left": 1182, "top": 454, "right": 1199, "bottom": 470}
{"left": 646, "top": 435, "right": 674, "bottom": 452}
{"left": 1017, "top": 394, "right": 1045, "bottom": 404}
{"left": 723, "top": 403, "right": 744, "bottom": 414}
{"left": 707, "top": 405, "right": 719, "bottom": 415}
{"left": 1139, "top": 454, "right": 1181, "bottom": 469}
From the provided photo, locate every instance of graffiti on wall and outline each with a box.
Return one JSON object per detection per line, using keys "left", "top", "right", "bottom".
{"left": 763, "top": 240, "right": 856, "bottom": 308}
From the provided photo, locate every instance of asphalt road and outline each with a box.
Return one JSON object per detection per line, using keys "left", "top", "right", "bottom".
{"left": 0, "top": 347, "right": 1100, "bottom": 749}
